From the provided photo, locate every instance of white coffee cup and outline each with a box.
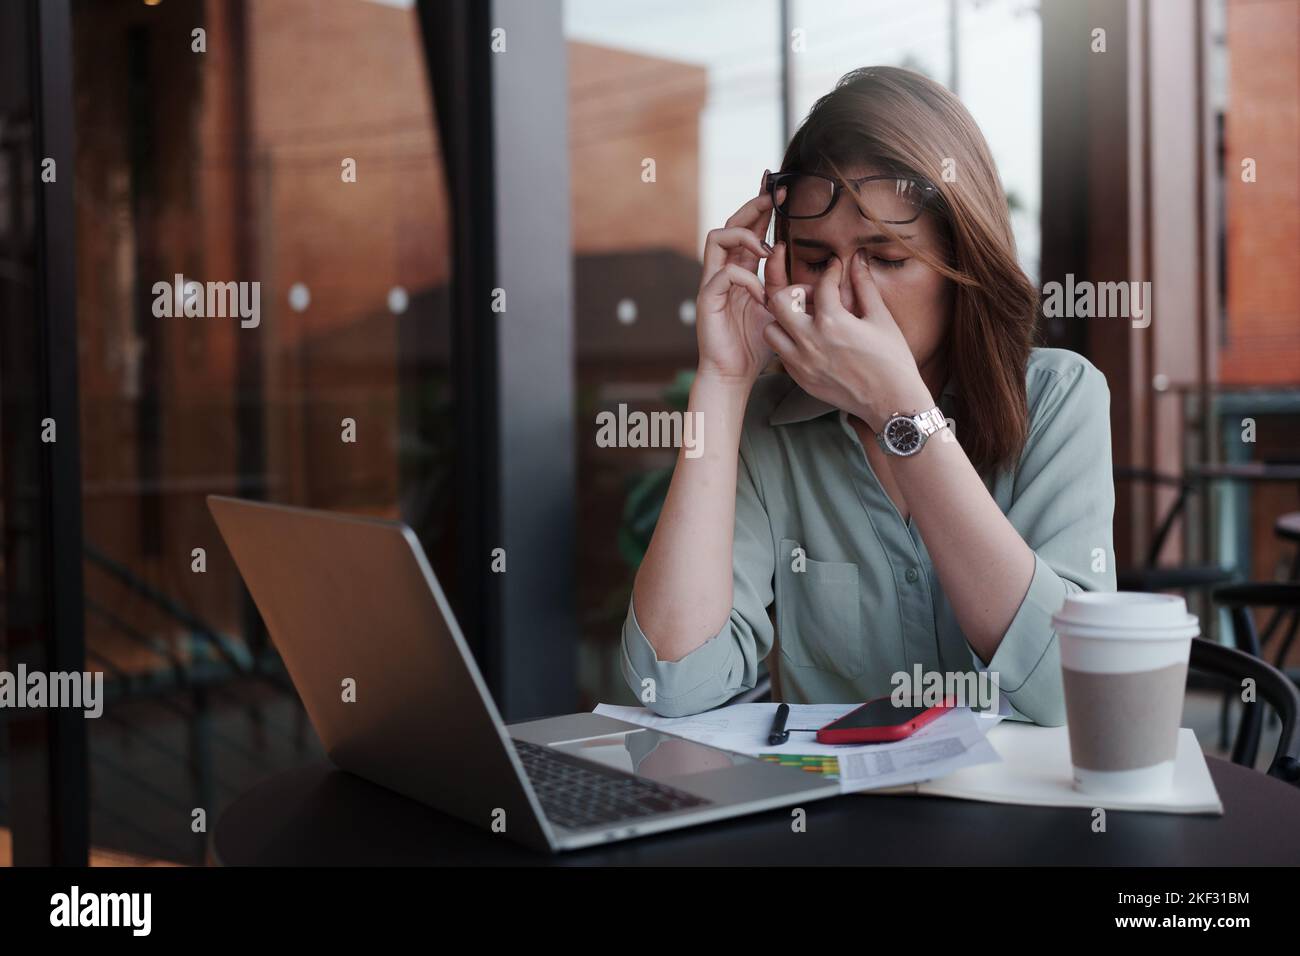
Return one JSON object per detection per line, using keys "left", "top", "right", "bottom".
{"left": 1052, "top": 592, "right": 1199, "bottom": 796}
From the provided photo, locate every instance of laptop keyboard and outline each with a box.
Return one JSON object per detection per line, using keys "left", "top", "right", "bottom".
{"left": 511, "top": 738, "right": 712, "bottom": 831}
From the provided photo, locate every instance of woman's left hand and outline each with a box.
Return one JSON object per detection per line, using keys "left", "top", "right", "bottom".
{"left": 764, "top": 250, "right": 934, "bottom": 431}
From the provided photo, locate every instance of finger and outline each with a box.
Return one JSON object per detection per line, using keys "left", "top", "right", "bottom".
{"left": 724, "top": 189, "right": 775, "bottom": 233}
{"left": 768, "top": 283, "right": 815, "bottom": 343}
{"left": 762, "top": 319, "right": 798, "bottom": 359}
{"left": 850, "top": 250, "right": 889, "bottom": 320}
{"left": 700, "top": 262, "right": 767, "bottom": 310}
{"left": 700, "top": 227, "right": 773, "bottom": 290}
{"left": 768, "top": 283, "right": 815, "bottom": 321}
{"left": 814, "top": 256, "right": 846, "bottom": 321}
{"left": 763, "top": 241, "right": 789, "bottom": 294}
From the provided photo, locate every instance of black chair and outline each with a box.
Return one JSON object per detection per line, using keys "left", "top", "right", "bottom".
{"left": 1209, "top": 584, "right": 1300, "bottom": 784}
{"left": 1258, "top": 513, "right": 1300, "bottom": 673}
{"left": 1274, "top": 511, "right": 1300, "bottom": 575}
{"left": 1114, "top": 467, "right": 1234, "bottom": 593}
{"left": 1218, "top": 580, "right": 1300, "bottom": 680}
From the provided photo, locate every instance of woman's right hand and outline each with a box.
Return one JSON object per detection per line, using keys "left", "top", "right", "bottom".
{"left": 695, "top": 172, "right": 789, "bottom": 385}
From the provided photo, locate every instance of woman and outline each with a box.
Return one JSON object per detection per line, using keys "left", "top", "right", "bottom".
{"left": 622, "top": 67, "right": 1115, "bottom": 726}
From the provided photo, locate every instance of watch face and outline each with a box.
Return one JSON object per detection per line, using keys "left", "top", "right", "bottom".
{"left": 883, "top": 416, "right": 923, "bottom": 455}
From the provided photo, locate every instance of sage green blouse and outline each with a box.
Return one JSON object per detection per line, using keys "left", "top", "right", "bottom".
{"left": 620, "top": 348, "right": 1116, "bottom": 727}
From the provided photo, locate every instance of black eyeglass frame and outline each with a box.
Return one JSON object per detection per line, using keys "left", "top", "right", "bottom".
{"left": 766, "top": 171, "right": 940, "bottom": 224}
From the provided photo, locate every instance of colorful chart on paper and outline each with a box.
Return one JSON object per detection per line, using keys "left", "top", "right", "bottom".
{"left": 758, "top": 753, "right": 840, "bottom": 779}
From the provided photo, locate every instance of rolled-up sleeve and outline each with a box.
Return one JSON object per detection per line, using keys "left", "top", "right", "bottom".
{"left": 979, "top": 360, "right": 1116, "bottom": 726}
{"left": 620, "top": 430, "right": 776, "bottom": 717}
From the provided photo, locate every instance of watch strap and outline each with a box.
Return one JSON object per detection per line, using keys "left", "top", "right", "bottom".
{"left": 912, "top": 407, "right": 947, "bottom": 437}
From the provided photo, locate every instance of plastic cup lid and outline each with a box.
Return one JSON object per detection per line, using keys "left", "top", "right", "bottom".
{"left": 1051, "top": 591, "right": 1199, "bottom": 637}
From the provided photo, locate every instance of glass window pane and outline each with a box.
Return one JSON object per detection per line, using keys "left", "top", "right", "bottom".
{"left": 69, "top": 0, "right": 454, "bottom": 864}
{"left": 789, "top": 0, "right": 1041, "bottom": 280}
{"left": 564, "top": 0, "right": 782, "bottom": 705}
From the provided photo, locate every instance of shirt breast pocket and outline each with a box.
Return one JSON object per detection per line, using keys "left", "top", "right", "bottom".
{"left": 776, "top": 538, "right": 865, "bottom": 679}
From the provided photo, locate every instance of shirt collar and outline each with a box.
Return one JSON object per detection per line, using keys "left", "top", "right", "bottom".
{"left": 767, "top": 374, "right": 958, "bottom": 426}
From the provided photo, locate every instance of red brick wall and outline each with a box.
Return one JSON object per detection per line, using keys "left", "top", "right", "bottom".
{"left": 1221, "top": 0, "right": 1300, "bottom": 384}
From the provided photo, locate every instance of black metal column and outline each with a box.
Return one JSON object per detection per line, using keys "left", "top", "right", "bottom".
{"left": 0, "top": 0, "right": 90, "bottom": 866}
{"left": 416, "top": 0, "right": 576, "bottom": 720}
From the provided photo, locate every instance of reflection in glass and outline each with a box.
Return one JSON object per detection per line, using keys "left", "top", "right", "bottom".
{"left": 70, "top": 0, "right": 453, "bottom": 863}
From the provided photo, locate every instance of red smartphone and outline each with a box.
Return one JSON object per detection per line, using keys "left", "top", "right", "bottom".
{"left": 816, "top": 695, "right": 953, "bottom": 744}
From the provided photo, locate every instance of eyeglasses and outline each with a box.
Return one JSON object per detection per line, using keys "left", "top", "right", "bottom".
{"left": 766, "top": 171, "right": 938, "bottom": 225}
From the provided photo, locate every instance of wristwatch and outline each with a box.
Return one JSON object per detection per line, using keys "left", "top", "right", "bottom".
{"left": 876, "top": 406, "right": 948, "bottom": 457}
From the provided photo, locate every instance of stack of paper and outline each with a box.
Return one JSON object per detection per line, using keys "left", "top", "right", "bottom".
{"left": 870, "top": 721, "right": 1225, "bottom": 815}
{"left": 592, "top": 702, "right": 1004, "bottom": 793}
{"left": 592, "top": 701, "right": 1223, "bottom": 814}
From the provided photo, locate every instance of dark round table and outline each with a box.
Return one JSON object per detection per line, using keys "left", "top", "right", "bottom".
{"left": 211, "top": 757, "right": 1300, "bottom": 865}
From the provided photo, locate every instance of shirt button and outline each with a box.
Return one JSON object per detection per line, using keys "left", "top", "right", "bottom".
{"left": 905, "top": 567, "right": 920, "bottom": 584}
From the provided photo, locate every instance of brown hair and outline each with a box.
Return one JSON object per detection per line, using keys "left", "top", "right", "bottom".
{"left": 775, "top": 66, "right": 1037, "bottom": 474}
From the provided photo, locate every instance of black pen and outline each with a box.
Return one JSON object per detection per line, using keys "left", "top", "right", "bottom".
{"left": 767, "top": 703, "right": 791, "bottom": 745}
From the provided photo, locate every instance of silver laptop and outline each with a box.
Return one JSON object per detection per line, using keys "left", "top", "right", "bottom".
{"left": 208, "top": 496, "right": 839, "bottom": 852}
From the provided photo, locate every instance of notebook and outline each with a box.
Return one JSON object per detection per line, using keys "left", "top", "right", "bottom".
{"left": 867, "top": 721, "right": 1224, "bottom": 815}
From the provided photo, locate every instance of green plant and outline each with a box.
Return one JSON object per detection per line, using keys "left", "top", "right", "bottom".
{"left": 616, "top": 369, "right": 695, "bottom": 569}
